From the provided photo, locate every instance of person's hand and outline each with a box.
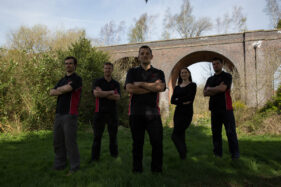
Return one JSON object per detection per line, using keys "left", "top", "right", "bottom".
{"left": 95, "top": 87, "right": 102, "bottom": 91}
{"left": 134, "top": 82, "right": 144, "bottom": 87}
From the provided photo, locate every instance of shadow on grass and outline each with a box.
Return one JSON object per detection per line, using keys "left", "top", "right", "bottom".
{"left": 0, "top": 125, "right": 280, "bottom": 186}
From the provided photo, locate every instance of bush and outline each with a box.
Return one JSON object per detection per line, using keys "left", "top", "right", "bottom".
{"left": 0, "top": 37, "right": 110, "bottom": 132}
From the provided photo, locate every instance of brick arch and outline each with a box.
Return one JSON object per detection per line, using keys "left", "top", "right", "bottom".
{"left": 113, "top": 56, "right": 139, "bottom": 71}
{"left": 168, "top": 50, "right": 240, "bottom": 99}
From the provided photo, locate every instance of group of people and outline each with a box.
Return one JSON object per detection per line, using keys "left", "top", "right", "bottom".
{"left": 50, "top": 45, "right": 240, "bottom": 175}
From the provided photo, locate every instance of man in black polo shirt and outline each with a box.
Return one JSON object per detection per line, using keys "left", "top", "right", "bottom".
{"left": 125, "top": 45, "right": 166, "bottom": 173}
{"left": 50, "top": 56, "right": 82, "bottom": 174}
{"left": 89, "top": 62, "right": 121, "bottom": 162}
{"left": 204, "top": 57, "right": 240, "bottom": 160}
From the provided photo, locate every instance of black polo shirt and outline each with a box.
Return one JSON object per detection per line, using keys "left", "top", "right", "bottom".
{"left": 92, "top": 77, "right": 120, "bottom": 113}
{"left": 204, "top": 71, "right": 233, "bottom": 112}
{"left": 125, "top": 65, "right": 166, "bottom": 116}
{"left": 54, "top": 73, "right": 82, "bottom": 115}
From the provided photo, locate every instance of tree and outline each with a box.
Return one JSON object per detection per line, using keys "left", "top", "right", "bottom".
{"left": 50, "top": 28, "right": 85, "bottom": 50}
{"left": 7, "top": 25, "right": 85, "bottom": 52}
{"left": 264, "top": 0, "right": 281, "bottom": 28}
{"left": 99, "top": 20, "right": 125, "bottom": 46}
{"left": 162, "top": 0, "right": 212, "bottom": 39}
{"left": 215, "top": 6, "right": 247, "bottom": 34}
{"left": 7, "top": 25, "right": 50, "bottom": 52}
{"left": 128, "top": 13, "right": 155, "bottom": 43}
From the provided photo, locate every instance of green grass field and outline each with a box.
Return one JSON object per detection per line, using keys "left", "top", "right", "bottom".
{"left": 0, "top": 124, "right": 281, "bottom": 187}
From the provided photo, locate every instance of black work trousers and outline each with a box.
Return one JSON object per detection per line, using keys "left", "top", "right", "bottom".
{"left": 91, "top": 112, "right": 118, "bottom": 160}
{"left": 172, "top": 110, "right": 193, "bottom": 159}
{"left": 53, "top": 114, "right": 80, "bottom": 171}
{"left": 129, "top": 115, "right": 163, "bottom": 172}
{"left": 211, "top": 110, "right": 240, "bottom": 158}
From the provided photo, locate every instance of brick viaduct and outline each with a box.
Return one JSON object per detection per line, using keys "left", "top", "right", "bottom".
{"left": 98, "top": 30, "right": 281, "bottom": 114}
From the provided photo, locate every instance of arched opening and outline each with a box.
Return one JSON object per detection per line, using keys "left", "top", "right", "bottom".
{"left": 113, "top": 56, "right": 139, "bottom": 83}
{"left": 168, "top": 51, "right": 241, "bottom": 120}
{"left": 169, "top": 51, "right": 240, "bottom": 97}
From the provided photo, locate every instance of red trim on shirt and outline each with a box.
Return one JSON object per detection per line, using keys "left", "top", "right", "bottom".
{"left": 69, "top": 87, "right": 82, "bottom": 115}
{"left": 128, "top": 94, "right": 132, "bottom": 115}
{"left": 225, "top": 89, "right": 233, "bottom": 110}
{"left": 156, "top": 93, "right": 160, "bottom": 114}
{"left": 95, "top": 97, "right": 99, "bottom": 113}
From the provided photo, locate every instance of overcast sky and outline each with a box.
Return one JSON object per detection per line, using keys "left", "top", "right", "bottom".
{"left": 0, "top": 0, "right": 273, "bottom": 46}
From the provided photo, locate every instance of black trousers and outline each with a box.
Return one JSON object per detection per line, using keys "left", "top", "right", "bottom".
{"left": 172, "top": 110, "right": 193, "bottom": 159}
{"left": 53, "top": 114, "right": 80, "bottom": 171}
{"left": 91, "top": 112, "right": 118, "bottom": 160}
{"left": 211, "top": 110, "right": 240, "bottom": 158}
{"left": 129, "top": 115, "right": 163, "bottom": 172}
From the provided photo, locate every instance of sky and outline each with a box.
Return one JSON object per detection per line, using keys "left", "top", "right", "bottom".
{"left": 0, "top": 0, "right": 277, "bottom": 85}
{"left": 0, "top": 0, "right": 273, "bottom": 46}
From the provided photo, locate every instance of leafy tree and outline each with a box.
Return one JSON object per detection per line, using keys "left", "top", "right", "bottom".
{"left": 7, "top": 24, "right": 85, "bottom": 52}
{"left": 7, "top": 25, "right": 50, "bottom": 52}
{"left": 0, "top": 36, "right": 108, "bottom": 131}
{"left": 128, "top": 13, "right": 155, "bottom": 43}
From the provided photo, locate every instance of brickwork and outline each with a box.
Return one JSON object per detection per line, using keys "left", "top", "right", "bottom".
{"left": 98, "top": 30, "right": 281, "bottom": 112}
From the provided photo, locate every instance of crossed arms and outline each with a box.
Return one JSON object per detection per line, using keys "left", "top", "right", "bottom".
{"left": 93, "top": 87, "right": 120, "bottom": 101}
{"left": 125, "top": 79, "right": 165, "bottom": 94}
{"left": 203, "top": 82, "right": 227, "bottom": 97}
{"left": 50, "top": 82, "right": 73, "bottom": 96}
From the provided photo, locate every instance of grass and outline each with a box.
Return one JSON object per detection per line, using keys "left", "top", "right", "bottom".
{"left": 0, "top": 124, "right": 281, "bottom": 187}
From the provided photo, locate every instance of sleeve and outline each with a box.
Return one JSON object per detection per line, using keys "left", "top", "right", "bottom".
{"left": 223, "top": 73, "right": 232, "bottom": 90}
{"left": 69, "top": 76, "right": 82, "bottom": 90}
{"left": 124, "top": 68, "right": 134, "bottom": 89}
{"left": 54, "top": 79, "right": 63, "bottom": 89}
{"left": 204, "top": 77, "right": 211, "bottom": 89}
{"left": 115, "top": 81, "right": 121, "bottom": 96}
{"left": 177, "top": 83, "right": 197, "bottom": 103}
{"left": 92, "top": 79, "right": 100, "bottom": 91}
{"left": 171, "top": 86, "right": 181, "bottom": 105}
{"left": 159, "top": 70, "right": 166, "bottom": 90}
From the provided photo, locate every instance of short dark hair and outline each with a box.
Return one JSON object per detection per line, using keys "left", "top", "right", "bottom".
{"left": 104, "top": 62, "right": 113, "bottom": 68}
{"left": 64, "top": 56, "right": 77, "bottom": 66}
{"left": 212, "top": 57, "right": 223, "bottom": 64}
{"left": 178, "top": 67, "right": 192, "bottom": 85}
{"left": 139, "top": 45, "right": 152, "bottom": 55}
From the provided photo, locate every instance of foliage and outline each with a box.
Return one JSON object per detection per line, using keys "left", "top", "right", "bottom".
{"left": 235, "top": 86, "right": 281, "bottom": 135}
{"left": 128, "top": 13, "right": 155, "bottom": 43}
{"left": 260, "top": 85, "right": 281, "bottom": 114}
{"left": 58, "top": 38, "right": 109, "bottom": 126}
{"left": 0, "top": 37, "right": 109, "bottom": 132}
{"left": 7, "top": 24, "right": 85, "bottom": 52}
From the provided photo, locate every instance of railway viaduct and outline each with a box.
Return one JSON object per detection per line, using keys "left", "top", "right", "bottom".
{"left": 98, "top": 30, "right": 281, "bottom": 113}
